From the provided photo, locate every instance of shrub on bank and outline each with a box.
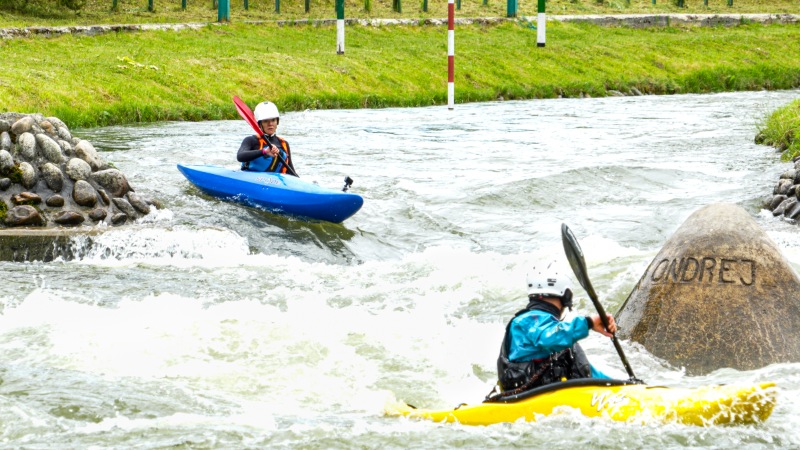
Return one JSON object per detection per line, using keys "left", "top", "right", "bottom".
{"left": 0, "top": 0, "right": 84, "bottom": 15}
{"left": 757, "top": 99, "right": 800, "bottom": 161}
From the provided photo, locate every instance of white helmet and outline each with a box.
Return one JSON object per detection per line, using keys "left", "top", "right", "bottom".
{"left": 254, "top": 101, "right": 280, "bottom": 122}
{"left": 526, "top": 261, "right": 573, "bottom": 308}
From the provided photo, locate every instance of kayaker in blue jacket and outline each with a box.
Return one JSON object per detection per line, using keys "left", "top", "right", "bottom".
{"left": 237, "top": 101, "right": 297, "bottom": 176}
{"left": 496, "top": 261, "right": 617, "bottom": 392}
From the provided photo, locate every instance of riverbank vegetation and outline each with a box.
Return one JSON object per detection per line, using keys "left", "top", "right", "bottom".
{"left": 758, "top": 99, "right": 800, "bottom": 161}
{"left": 1, "top": 0, "right": 799, "bottom": 27}
{"left": 1, "top": 19, "right": 799, "bottom": 128}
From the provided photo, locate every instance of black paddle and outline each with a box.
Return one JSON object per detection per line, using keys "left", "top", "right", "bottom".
{"left": 561, "top": 223, "right": 643, "bottom": 383}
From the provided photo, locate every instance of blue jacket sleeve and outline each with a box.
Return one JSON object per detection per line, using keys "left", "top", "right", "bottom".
{"left": 508, "top": 311, "right": 591, "bottom": 362}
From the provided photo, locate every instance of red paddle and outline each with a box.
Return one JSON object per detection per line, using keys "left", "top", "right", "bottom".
{"left": 233, "top": 95, "right": 299, "bottom": 177}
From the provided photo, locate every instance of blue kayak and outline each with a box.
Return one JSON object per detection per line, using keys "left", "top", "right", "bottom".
{"left": 177, "top": 164, "right": 363, "bottom": 223}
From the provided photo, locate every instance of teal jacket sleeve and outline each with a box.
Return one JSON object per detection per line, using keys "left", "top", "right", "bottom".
{"left": 508, "top": 310, "right": 591, "bottom": 362}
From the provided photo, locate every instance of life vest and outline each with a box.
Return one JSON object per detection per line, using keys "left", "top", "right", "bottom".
{"left": 242, "top": 136, "right": 290, "bottom": 173}
{"left": 496, "top": 301, "right": 592, "bottom": 392}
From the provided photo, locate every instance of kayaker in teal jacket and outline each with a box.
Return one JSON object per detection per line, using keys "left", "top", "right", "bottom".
{"left": 237, "top": 100, "right": 297, "bottom": 176}
{"left": 496, "top": 260, "right": 617, "bottom": 392}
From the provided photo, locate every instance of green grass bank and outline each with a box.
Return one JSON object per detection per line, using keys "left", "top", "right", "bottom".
{"left": 2, "top": 19, "right": 800, "bottom": 128}
{"left": 758, "top": 98, "right": 800, "bottom": 160}
{"left": 2, "top": 0, "right": 799, "bottom": 27}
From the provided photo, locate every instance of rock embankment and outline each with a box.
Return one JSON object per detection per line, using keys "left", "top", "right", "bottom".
{"left": 765, "top": 154, "right": 800, "bottom": 220}
{"left": 0, "top": 112, "right": 156, "bottom": 227}
{"left": 0, "top": 23, "right": 209, "bottom": 39}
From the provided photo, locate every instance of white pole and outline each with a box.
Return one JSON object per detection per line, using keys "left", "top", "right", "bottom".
{"left": 536, "top": 0, "right": 546, "bottom": 47}
{"left": 336, "top": 0, "right": 345, "bottom": 54}
{"left": 337, "top": 19, "right": 345, "bottom": 54}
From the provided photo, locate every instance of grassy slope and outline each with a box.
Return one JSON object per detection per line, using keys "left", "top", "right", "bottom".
{"left": 1, "top": 20, "right": 799, "bottom": 128}
{"left": 1, "top": 0, "right": 799, "bottom": 151}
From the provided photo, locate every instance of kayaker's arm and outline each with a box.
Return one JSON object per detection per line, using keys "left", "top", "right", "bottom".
{"left": 545, "top": 316, "right": 589, "bottom": 352}
{"left": 237, "top": 135, "right": 299, "bottom": 177}
{"left": 237, "top": 135, "right": 265, "bottom": 163}
{"left": 585, "top": 314, "right": 616, "bottom": 337}
{"left": 529, "top": 313, "right": 616, "bottom": 355}
{"left": 510, "top": 312, "right": 589, "bottom": 360}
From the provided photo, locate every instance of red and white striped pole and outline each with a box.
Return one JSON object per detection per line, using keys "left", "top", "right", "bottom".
{"left": 447, "top": 0, "right": 455, "bottom": 110}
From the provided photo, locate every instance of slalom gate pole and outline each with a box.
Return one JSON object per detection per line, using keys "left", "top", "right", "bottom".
{"left": 336, "top": 0, "right": 345, "bottom": 54}
{"left": 447, "top": 0, "right": 455, "bottom": 110}
{"left": 217, "top": 0, "right": 230, "bottom": 21}
{"left": 537, "top": 0, "right": 546, "bottom": 47}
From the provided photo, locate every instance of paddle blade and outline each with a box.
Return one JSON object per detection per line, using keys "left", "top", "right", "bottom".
{"left": 561, "top": 223, "right": 641, "bottom": 382}
{"left": 561, "top": 223, "right": 597, "bottom": 300}
{"left": 233, "top": 95, "right": 262, "bottom": 136}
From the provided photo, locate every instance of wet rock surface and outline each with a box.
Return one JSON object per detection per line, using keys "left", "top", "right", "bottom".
{"left": 764, "top": 155, "right": 800, "bottom": 221}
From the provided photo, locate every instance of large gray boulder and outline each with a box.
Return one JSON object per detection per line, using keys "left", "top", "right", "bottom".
{"left": 17, "top": 132, "right": 37, "bottom": 160}
{"left": 72, "top": 180, "right": 98, "bottom": 207}
{"left": 616, "top": 203, "right": 800, "bottom": 375}
{"left": 35, "top": 133, "right": 64, "bottom": 164}
{"left": 74, "top": 140, "right": 106, "bottom": 171}
{"left": 0, "top": 132, "right": 11, "bottom": 151}
{"left": 5, "top": 205, "right": 44, "bottom": 226}
{"left": 92, "top": 169, "right": 130, "bottom": 198}
{"left": 0, "top": 150, "right": 13, "bottom": 172}
{"left": 18, "top": 162, "right": 36, "bottom": 189}
{"left": 40, "top": 162, "right": 64, "bottom": 192}
{"left": 66, "top": 157, "right": 92, "bottom": 181}
{"left": 10, "top": 116, "right": 36, "bottom": 136}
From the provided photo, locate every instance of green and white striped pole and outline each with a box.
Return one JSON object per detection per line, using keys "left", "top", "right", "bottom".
{"left": 336, "top": 0, "right": 345, "bottom": 54}
{"left": 536, "top": 0, "right": 546, "bottom": 47}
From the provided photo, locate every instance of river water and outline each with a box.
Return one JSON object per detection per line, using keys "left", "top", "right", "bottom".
{"left": 1, "top": 90, "right": 799, "bottom": 449}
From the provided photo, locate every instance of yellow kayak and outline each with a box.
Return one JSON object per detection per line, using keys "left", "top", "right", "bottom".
{"left": 385, "top": 379, "right": 777, "bottom": 426}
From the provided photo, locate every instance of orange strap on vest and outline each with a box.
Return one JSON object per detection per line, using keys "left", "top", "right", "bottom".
{"left": 258, "top": 136, "right": 290, "bottom": 173}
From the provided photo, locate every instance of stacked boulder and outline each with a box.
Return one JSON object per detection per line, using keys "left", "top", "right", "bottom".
{"left": 0, "top": 112, "right": 155, "bottom": 227}
{"left": 765, "top": 155, "right": 800, "bottom": 220}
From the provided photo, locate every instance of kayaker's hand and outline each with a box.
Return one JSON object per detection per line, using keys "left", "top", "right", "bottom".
{"left": 589, "top": 313, "right": 617, "bottom": 338}
{"left": 261, "top": 144, "right": 279, "bottom": 158}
